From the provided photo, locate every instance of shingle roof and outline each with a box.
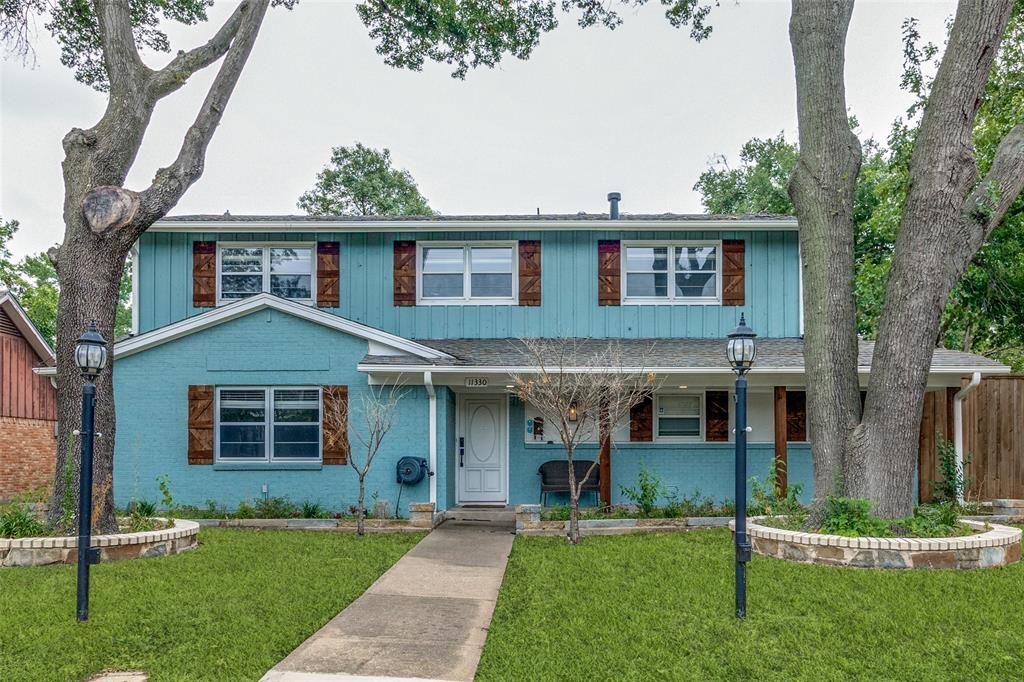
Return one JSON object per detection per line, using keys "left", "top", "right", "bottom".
{"left": 157, "top": 213, "right": 795, "bottom": 223}
{"left": 359, "top": 338, "right": 1009, "bottom": 372}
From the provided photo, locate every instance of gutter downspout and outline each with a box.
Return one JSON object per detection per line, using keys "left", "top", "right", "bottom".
{"left": 953, "top": 372, "right": 982, "bottom": 506}
{"left": 424, "top": 371, "right": 437, "bottom": 508}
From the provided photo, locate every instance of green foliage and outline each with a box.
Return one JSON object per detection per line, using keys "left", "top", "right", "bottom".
{"left": 0, "top": 528, "right": 422, "bottom": 681}
{"left": 300, "top": 500, "right": 329, "bottom": 519}
{"left": 933, "top": 433, "right": 973, "bottom": 504}
{"left": 356, "top": 0, "right": 714, "bottom": 79}
{"left": 131, "top": 499, "right": 157, "bottom": 517}
{"left": 254, "top": 496, "right": 299, "bottom": 518}
{"left": 0, "top": 504, "right": 49, "bottom": 538}
{"left": 124, "top": 510, "right": 158, "bottom": 533}
{"left": 58, "top": 441, "right": 76, "bottom": 533}
{"left": 156, "top": 474, "right": 175, "bottom": 512}
{"left": 812, "top": 497, "right": 971, "bottom": 538}
{"left": 0, "top": 219, "right": 132, "bottom": 346}
{"left": 298, "top": 143, "right": 433, "bottom": 217}
{"left": 618, "top": 464, "right": 666, "bottom": 517}
{"left": 749, "top": 464, "right": 806, "bottom": 529}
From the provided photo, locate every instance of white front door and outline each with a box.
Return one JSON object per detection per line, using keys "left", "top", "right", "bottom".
{"left": 458, "top": 395, "right": 508, "bottom": 504}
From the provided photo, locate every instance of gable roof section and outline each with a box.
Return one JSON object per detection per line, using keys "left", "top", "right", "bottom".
{"left": 358, "top": 337, "right": 1011, "bottom": 375}
{"left": 113, "top": 294, "right": 454, "bottom": 361}
{"left": 0, "top": 292, "right": 55, "bottom": 365}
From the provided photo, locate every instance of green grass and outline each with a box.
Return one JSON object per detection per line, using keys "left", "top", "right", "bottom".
{"left": 0, "top": 528, "right": 423, "bottom": 682}
{"left": 479, "top": 529, "right": 1024, "bottom": 681}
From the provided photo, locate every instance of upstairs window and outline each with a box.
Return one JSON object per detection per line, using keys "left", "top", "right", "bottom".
{"left": 623, "top": 242, "right": 720, "bottom": 303}
{"left": 219, "top": 245, "right": 314, "bottom": 303}
{"left": 217, "top": 387, "right": 321, "bottom": 462}
{"left": 418, "top": 243, "right": 516, "bottom": 303}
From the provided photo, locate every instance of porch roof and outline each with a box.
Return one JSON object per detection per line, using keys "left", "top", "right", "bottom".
{"left": 358, "top": 338, "right": 1010, "bottom": 375}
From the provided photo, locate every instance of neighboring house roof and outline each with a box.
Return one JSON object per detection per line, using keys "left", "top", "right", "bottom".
{"left": 151, "top": 213, "right": 798, "bottom": 232}
{"left": 358, "top": 337, "right": 1010, "bottom": 375}
{"left": 0, "top": 292, "right": 55, "bottom": 365}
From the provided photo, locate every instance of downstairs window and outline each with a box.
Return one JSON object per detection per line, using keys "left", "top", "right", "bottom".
{"left": 216, "top": 387, "right": 321, "bottom": 462}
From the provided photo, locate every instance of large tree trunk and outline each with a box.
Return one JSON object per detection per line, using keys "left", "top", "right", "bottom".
{"left": 787, "top": 0, "right": 864, "bottom": 517}
{"left": 46, "top": 0, "right": 271, "bottom": 533}
{"left": 851, "top": 0, "right": 1020, "bottom": 518}
{"left": 789, "top": 0, "right": 1024, "bottom": 519}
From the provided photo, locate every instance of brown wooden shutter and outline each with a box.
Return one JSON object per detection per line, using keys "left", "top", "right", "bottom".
{"left": 192, "top": 241, "right": 217, "bottom": 308}
{"left": 316, "top": 242, "right": 340, "bottom": 307}
{"left": 322, "top": 385, "right": 349, "bottom": 465}
{"left": 598, "top": 240, "right": 621, "bottom": 306}
{"left": 705, "top": 390, "right": 730, "bottom": 442}
{"left": 393, "top": 241, "right": 416, "bottom": 307}
{"left": 721, "top": 239, "right": 745, "bottom": 306}
{"left": 187, "top": 385, "right": 214, "bottom": 465}
{"left": 518, "top": 240, "right": 541, "bottom": 306}
{"left": 785, "top": 390, "right": 807, "bottom": 442}
{"left": 629, "top": 395, "right": 653, "bottom": 442}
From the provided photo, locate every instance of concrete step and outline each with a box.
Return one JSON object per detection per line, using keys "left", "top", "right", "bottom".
{"left": 444, "top": 506, "right": 515, "bottom": 527}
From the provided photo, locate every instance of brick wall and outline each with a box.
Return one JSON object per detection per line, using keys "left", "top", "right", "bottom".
{"left": 0, "top": 416, "right": 57, "bottom": 499}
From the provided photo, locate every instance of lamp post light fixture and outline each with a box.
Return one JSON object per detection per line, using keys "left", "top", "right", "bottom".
{"left": 727, "top": 313, "right": 757, "bottom": 619}
{"left": 74, "top": 321, "right": 108, "bottom": 622}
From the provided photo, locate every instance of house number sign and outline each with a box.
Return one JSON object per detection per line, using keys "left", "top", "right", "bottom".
{"left": 464, "top": 377, "right": 489, "bottom": 387}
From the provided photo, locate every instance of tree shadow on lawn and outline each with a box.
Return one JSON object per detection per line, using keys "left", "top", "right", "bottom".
{"left": 478, "top": 529, "right": 1024, "bottom": 681}
{"left": 0, "top": 528, "right": 423, "bottom": 682}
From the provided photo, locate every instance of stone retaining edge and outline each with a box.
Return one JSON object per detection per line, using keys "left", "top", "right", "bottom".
{"left": 0, "top": 518, "right": 199, "bottom": 550}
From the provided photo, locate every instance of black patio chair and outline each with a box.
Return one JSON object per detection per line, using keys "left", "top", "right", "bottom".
{"left": 538, "top": 459, "right": 601, "bottom": 507}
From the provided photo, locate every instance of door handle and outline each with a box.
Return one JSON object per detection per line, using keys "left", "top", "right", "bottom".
{"left": 459, "top": 437, "right": 465, "bottom": 467}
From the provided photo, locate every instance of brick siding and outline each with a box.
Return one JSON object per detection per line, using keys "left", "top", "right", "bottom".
{"left": 0, "top": 416, "right": 57, "bottom": 499}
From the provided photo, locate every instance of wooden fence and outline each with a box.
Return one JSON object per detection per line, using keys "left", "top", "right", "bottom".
{"left": 919, "top": 375, "right": 1024, "bottom": 502}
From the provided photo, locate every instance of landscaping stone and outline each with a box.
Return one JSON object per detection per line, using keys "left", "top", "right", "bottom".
{"left": 0, "top": 519, "right": 199, "bottom": 567}
{"left": 686, "top": 516, "right": 732, "bottom": 527}
{"left": 408, "top": 502, "right": 436, "bottom": 528}
{"left": 736, "top": 517, "right": 1021, "bottom": 570}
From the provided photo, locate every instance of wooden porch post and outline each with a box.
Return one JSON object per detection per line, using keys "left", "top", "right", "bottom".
{"left": 773, "top": 386, "right": 788, "bottom": 496}
{"left": 599, "top": 401, "right": 611, "bottom": 508}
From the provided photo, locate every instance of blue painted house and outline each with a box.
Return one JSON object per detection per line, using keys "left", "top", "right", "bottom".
{"left": 96, "top": 197, "right": 1007, "bottom": 514}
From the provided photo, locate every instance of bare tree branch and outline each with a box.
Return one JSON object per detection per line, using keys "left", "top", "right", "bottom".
{"left": 132, "top": 0, "right": 271, "bottom": 237}
{"left": 148, "top": 1, "right": 250, "bottom": 99}
{"left": 509, "top": 338, "right": 656, "bottom": 544}
{"left": 963, "top": 122, "right": 1024, "bottom": 242}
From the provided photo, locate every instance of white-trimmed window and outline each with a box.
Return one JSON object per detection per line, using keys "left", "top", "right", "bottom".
{"left": 216, "top": 387, "right": 321, "bottom": 462}
{"left": 655, "top": 393, "right": 703, "bottom": 440}
{"left": 623, "top": 242, "right": 720, "bottom": 303}
{"left": 218, "top": 244, "right": 314, "bottom": 303}
{"left": 418, "top": 243, "right": 516, "bottom": 303}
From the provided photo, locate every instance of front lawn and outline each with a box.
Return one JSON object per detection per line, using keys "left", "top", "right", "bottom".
{"left": 479, "top": 529, "right": 1024, "bottom": 681}
{"left": 0, "top": 528, "right": 423, "bottom": 682}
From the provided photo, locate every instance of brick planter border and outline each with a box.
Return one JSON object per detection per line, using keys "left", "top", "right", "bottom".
{"left": 0, "top": 519, "right": 199, "bottom": 567}
{"left": 732, "top": 517, "right": 1022, "bottom": 569}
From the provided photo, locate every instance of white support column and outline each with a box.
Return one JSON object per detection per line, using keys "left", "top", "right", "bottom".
{"left": 424, "top": 371, "right": 437, "bottom": 507}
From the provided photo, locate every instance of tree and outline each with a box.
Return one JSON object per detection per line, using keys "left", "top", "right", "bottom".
{"left": 788, "top": 0, "right": 1024, "bottom": 518}
{"left": 509, "top": 338, "right": 654, "bottom": 544}
{"left": 298, "top": 143, "right": 433, "bottom": 216}
{"left": 323, "top": 384, "right": 407, "bottom": 536}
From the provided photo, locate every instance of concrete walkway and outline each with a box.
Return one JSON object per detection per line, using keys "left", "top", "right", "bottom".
{"left": 262, "top": 522, "right": 515, "bottom": 682}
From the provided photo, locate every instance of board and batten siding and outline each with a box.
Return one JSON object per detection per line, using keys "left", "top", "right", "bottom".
{"left": 136, "top": 230, "right": 802, "bottom": 339}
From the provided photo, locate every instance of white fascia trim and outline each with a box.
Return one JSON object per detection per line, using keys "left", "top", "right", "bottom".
{"left": 150, "top": 219, "right": 800, "bottom": 233}
{"left": 112, "top": 294, "right": 454, "bottom": 361}
{"left": 357, "top": 364, "right": 1013, "bottom": 375}
{"left": 0, "top": 293, "right": 55, "bottom": 364}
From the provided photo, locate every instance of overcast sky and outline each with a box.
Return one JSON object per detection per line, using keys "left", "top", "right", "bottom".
{"left": 1, "top": 0, "right": 955, "bottom": 259}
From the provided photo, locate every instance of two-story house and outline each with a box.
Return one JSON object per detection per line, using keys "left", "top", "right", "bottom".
{"left": 97, "top": 196, "right": 1007, "bottom": 514}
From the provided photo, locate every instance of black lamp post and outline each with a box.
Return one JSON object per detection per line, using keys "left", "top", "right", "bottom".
{"left": 74, "top": 321, "right": 108, "bottom": 622}
{"left": 727, "top": 313, "right": 756, "bottom": 619}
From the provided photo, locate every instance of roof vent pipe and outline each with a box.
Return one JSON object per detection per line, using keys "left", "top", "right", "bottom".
{"left": 607, "top": 192, "right": 621, "bottom": 220}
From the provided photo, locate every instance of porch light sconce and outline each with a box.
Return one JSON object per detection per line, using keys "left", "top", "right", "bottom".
{"left": 567, "top": 403, "right": 578, "bottom": 422}
{"left": 726, "top": 313, "right": 757, "bottom": 620}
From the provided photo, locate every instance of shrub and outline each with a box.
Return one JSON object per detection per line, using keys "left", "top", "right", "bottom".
{"left": 619, "top": 465, "right": 666, "bottom": 517}
{"left": 300, "top": 501, "right": 328, "bottom": 519}
{"left": 750, "top": 463, "right": 807, "bottom": 528}
{"left": 131, "top": 499, "right": 157, "bottom": 517}
{"left": 253, "top": 496, "right": 298, "bottom": 518}
{"left": 933, "top": 433, "right": 972, "bottom": 504}
{"left": 0, "top": 505, "right": 50, "bottom": 538}
{"left": 819, "top": 497, "right": 893, "bottom": 537}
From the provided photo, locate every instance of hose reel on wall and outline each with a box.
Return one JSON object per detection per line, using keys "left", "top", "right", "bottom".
{"left": 394, "top": 456, "right": 429, "bottom": 517}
